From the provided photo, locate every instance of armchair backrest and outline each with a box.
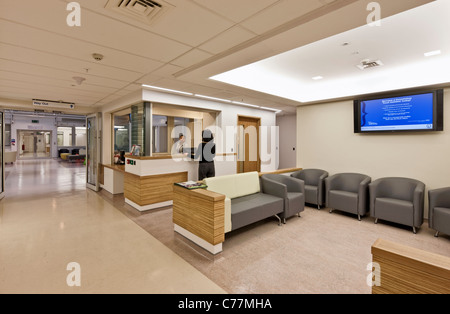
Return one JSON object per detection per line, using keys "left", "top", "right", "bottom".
{"left": 372, "top": 177, "right": 424, "bottom": 201}
{"left": 293, "top": 169, "right": 328, "bottom": 186}
{"left": 328, "top": 173, "right": 371, "bottom": 193}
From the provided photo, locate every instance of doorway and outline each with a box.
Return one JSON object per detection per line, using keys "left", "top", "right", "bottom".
{"left": 237, "top": 116, "right": 261, "bottom": 173}
{"left": 18, "top": 130, "right": 52, "bottom": 159}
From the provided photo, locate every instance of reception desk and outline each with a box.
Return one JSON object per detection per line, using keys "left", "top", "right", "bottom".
{"left": 124, "top": 155, "right": 197, "bottom": 211}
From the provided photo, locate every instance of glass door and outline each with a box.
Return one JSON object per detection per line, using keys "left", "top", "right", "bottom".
{"left": 0, "top": 112, "right": 4, "bottom": 199}
{"left": 86, "top": 113, "right": 101, "bottom": 191}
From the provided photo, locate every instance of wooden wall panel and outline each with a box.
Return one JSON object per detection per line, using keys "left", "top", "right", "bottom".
{"left": 173, "top": 185, "right": 225, "bottom": 246}
{"left": 372, "top": 239, "right": 450, "bottom": 294}
{"left": 124, "top": 172, "right": 188, "bottom": 206}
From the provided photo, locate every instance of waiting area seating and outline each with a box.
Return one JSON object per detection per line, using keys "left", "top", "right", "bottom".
{"left": 291, "top": 169, "right": 328, "bottom": 209}
{"left": 59, "top": 148, "right": 86, "bottom": 163}
{"left": 369, "top": 177, "right": 425, "bottom": 234}
{"left": 325, "top": 173, "right": 371, "bottom": 221}
{"left": 428, "top": 187, "right": 450, "bottom": 238}
{"left": 204, "top": 172, "right": 284, "bottom": 232}
{"left": 261, "top": 173, "right": 305, "bottom": 223}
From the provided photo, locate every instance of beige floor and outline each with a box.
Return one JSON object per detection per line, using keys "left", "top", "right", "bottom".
{"left": 0, "top": 160, "right": 225, "bottom": 294}
{"left": 101, "top": 186, "right": 450, "bottom": 294}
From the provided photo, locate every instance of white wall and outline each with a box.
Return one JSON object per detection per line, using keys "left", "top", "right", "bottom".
{"left": 297, "top": 88, "right": 450, "bottom": 218}
{"left": 277, "top": 114, "right": 297, "bottom": 169}
{"left": 102, "top": 89, "right": 279, "bottom": 174}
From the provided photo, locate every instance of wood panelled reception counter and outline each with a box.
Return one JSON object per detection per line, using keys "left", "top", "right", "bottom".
{"left": 124, "top": 155, "right": 197, "bottom": 211}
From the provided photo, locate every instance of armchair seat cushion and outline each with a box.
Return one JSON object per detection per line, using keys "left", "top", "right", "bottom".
{"left": 433, "top": 207, "right": 450, "bottom": 235}
{"left": 329, "top": 190, "right": 358, "bottom": 214}
{"left": 375, "top": 197, "right": 414, "bottom": 226}
{"left": 231, "top": 193, "right": 283, "bottom": 231}
{"left": 304, "top": 185, "right": 318, "bottom": 204}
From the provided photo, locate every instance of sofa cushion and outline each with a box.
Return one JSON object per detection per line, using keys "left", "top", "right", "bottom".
{"left": 231, "top": 193, "right": 283, "bottom": 231}
{"left": 329, "top": 190, "right": 358, "bottom": 214}
{"left": 374, "top": 197, "right": 414, "bottom": 226}
{"left": 205, "top": 172, "right": 260, "bottom": 200}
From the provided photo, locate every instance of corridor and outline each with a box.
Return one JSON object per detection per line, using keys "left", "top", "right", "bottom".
{"left": 0, "top": 160, "right": 225, "bottom": 294}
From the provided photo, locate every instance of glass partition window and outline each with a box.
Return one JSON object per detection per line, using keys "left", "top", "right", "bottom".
{"left": 152, "top": 115, "right": 168, "bottom": 154}
{"left": 114, "top": 114, "right": 131, "bottom": 153}
{"left": 57, "top": 127, "right": 73, "bottom": 146}
{"left": 75, "top": 127, "right": 87, "bottom": 146}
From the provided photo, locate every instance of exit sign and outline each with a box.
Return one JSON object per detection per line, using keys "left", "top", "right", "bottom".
{"left": 32, "top": 120, "right": 39, "bottom": 124}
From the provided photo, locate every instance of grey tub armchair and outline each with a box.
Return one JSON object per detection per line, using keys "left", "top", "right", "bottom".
{"left": 325, "top": 173, "right": 371, "bottom": 221}
{"left": 428, "top": 187, "right": 450, "bottom": 238}
{"left": 291, "top": 169, "right": 328, "bottom": 209}
{"left": 261, "top": 174, "right": 305, "bottom": 223}
{"left": 369, "top": 177, "right": 425, "bottom": 234}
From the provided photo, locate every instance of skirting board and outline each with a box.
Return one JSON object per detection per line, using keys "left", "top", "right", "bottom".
{"left": 174, "top": 224, "right": 223, "bottom": 255}
{"left": 125, "top": 198, "right": 173, "bottom": 212}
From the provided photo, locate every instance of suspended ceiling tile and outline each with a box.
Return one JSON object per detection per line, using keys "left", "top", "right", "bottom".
{"left": 192, "top": 0, "right": 278, "bottom": 23}
{"left": 0, "top": 20, "right": 164, "bottom": 74}
{"left": 0, "top": 43, "right": 143, "bottom": 82}
{"left": 199, "top": 26, "right": 257, "bottom": 55}
{"left": 0, "top": 0, "right": 191, "bottom": 63}
{"left": 0, "top": 59, "right": 131, "bottom": 89}
{"left": 240, "top": 0, "right": 324, "bottom": 34}
{"left": 171, "top": 49, "right": 213, "bottom": 68}
{"left": 146, "top": 0, "right": 234, "bottom": 47}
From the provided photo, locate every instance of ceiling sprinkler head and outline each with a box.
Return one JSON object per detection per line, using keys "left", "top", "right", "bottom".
{"left": 92, "top": 53, "right": 104, "bottom": 61}
{"left": 72, "top": 76, "right": 86, "bottom": 85}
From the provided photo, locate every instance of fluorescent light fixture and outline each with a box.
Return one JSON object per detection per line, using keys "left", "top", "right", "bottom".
{"left": 194, "top": 94, "right": 232, "bottom": 103}
{"left": 424, "top": 50, "right": 441, "bottom": 57}
{"left": 260, "top": 106, "right": 280, "bottom": 112}
{"left": 142, "top": 84, "right": 193, "bottom": 96}
{"left": 231, "top": 101, "right": 260, "bottom": 108}
{"left": 312, "top": 76, "right": 324, "bottom": 80}
{"left": 114, "top": 126, "right": 125, "bottom": 129}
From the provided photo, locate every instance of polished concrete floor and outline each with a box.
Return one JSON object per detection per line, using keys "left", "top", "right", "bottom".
{"left": 0, "top": 160, "right": 225, "bottom": 294}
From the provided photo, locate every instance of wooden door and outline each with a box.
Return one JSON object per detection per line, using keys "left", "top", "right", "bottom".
{"left": 237, "top": 116, "right": 260, "bottom": 173}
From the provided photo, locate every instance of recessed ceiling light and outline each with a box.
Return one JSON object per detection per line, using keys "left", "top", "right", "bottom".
{"left": 312, "top": 76, "right": 324, "bottom": 80}
{"left": 424, "top": 50, "right": 441, "bottom": 57}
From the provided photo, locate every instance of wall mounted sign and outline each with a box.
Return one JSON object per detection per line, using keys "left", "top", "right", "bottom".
{"left": 33, "top": 99, "right": 75, "bottom": 110}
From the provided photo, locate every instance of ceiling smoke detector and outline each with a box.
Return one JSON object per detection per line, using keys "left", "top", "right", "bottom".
{"left": 357, "top": 59, "right": 384, "bottom": 70}
{"left": 92, "top": 53, "right": 104, "bottom": 61}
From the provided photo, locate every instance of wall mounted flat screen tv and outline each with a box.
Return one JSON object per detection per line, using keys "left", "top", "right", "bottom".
{"left": 354, "top": 89, "right": 443, "bottom": 133}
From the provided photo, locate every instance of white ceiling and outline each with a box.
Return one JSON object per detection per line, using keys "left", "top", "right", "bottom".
{"left": 211, "top": 0, "right": 450, "bottom": 103}
{"left": 0, "top": 0, "right": 435, "bottom": 114}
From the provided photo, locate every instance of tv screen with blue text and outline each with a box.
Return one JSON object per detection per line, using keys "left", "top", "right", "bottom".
{"left": 360, "top": 93, "right": 434, "bottom": 132}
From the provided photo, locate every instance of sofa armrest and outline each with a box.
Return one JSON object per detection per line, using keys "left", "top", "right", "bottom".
{"left": 261, "top": 177, "right": 287, "bottom": 199}
{"left": 317, "top": 172, "right": 328, "bottom": 206}
{"left": 358, "top": 177, "right": 371, "bottom": 214}
{"left": 369, "top": 180, "right": 382, "bottom": 216}
{"left": 413, "top": 183, "right": 425, "bottom": 227}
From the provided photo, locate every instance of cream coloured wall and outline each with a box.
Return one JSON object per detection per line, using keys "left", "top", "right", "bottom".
{"left": 297, "top": 88, "right": 450, "bottom": 218}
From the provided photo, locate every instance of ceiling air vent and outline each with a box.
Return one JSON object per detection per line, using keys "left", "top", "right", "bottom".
{"left": 357, "top": 59, "right": 384, "bottom": 70}
{"left": 105, "top": 0, "right": 174, "bottom": 25}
